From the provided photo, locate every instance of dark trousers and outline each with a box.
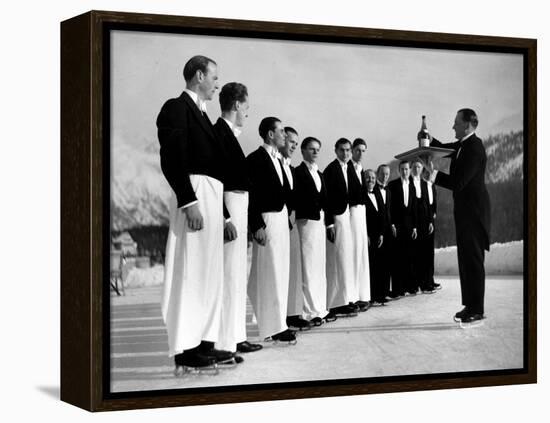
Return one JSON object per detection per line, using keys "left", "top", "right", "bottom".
{"left": 456, "top": 220, "right": 486, "bottom": 314}
{"left": 391, "top": 229, "right": 415, "bottom": 295}
{"left": 413, "top": 231, "right": 435, "bottom": 290}
{"left": 368, "top": 243, "right": 387, "bottom": 301}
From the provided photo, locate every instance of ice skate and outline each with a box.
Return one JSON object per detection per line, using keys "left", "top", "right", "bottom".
{"left": 265, "top": 329, "right": 298, "bottom": 345}
{"left": 330, "top": 305, "right": 358, "bottom": 318}
{"left": 286, "top": 315, "right": 312, "bottom": 331}
{"left": 455, "top": 312, "right": 485, "bottom": 329}
{"left": 355, "top": 300, "right": 371, "bottom": 312}
{"left": 200, "top": 345, "right": 243, "bottom": 368}
{"left": 173, "top": 352, "right": 218, "bottom": 377}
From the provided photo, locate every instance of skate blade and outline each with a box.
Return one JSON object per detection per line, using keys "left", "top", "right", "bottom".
{"left": 174, "top": 363, "right": 219, "bottom": 377}
{"left": 216, "top": 358, "right": 239, "bottom": 369}
{"left": 459, "top": 320, "right": 485, "bottom": 329}
{"left": 336, "top": 312, "right": 358, "bottom": 318}
{"left": 264, "top": 337, "right": 298, "bottom": 346}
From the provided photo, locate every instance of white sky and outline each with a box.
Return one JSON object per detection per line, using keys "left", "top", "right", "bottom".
{"left": 111, "top": 30, "right": 523, "bottom": 170}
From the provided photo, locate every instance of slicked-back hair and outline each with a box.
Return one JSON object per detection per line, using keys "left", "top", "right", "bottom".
{"left": 183, "top": 55, "right": 217, "bottom": 82}
{"left": 399, "top": 160, "right": 410, "bottom": 169}
{"left": 258, "top": 117, "right": 281, "bottom": 140}
{"left": 334, "top": 138, "right": 352, "bottom": 149}
{"left": 376, "top": 163, "right": 390, "bottom": 174}
{"left": 219, "top": 82, "right": 248, "bottom": 112}
{"left": 301, "top": 137, "right": 321, "bottom": 150}
{"left": 457, "top": 108, "right": 479, "bottom": 128}
{"left": 352, "top": 138, "right": 367, "bottom": 149}
{"left": 285, "top": 126, "right": 299, "bottom": 137}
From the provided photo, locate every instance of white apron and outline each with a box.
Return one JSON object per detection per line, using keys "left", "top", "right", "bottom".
{"left": 287, "top": 211, "right": 304, "bottom": 317}
{"left": 161, "top": 175, "right": 224, "bottom": 356}
{"left": 326, "top": 207, "right": 354, "bottom": 308}
{"left": 297, "top": 211, "right": 328, "bottom": 320}
{"left": 248, "top": 207, "right": 290, "bottom": 339}
{"left": 350, "top": 204, "right": 371, "bottom": 302}
{"left": 215, "top": 192, "right": 249, "bottom": 352}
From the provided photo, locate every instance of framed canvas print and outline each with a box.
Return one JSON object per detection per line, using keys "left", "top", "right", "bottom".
{"left": 60, "top": 10, "right": 536, "bottom": 411}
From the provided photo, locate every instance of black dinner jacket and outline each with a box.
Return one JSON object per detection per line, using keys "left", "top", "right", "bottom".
{"left": 293, "top": 162, "right": 328, "bottom": 224}
{"left": 410, "top": 176, "right": 434, "bottom": 236}
{"left": 214, "top": 118, "right": 250, "bottom": 193}
{"left": 156, "top": 91, "right": 223, "bottom": 208}
{"left": 375, "top": 183, "right": 392, "bottom": 234}
{"left": 431, "top": 134, "right": 490, "bottom": 249}
{"left": 323, "top": 159, "right": 350, "bottom": 222}
{"left": 246, "top": 146, "right": 292, "bottom": 232}
{"left": 347, "top": 162, "right": 367, "bottom": 206}
{"left": 365, "top": 188, "right": 385, "bottom": 240}
{"left": 388, "top": 177, "right": 417, "bottom": 234}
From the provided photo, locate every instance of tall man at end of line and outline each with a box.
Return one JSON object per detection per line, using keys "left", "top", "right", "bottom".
{"left": 158, "top": 55, "right": 233, "bottom": 373}
{"left": 420, "top": 108, "right": 491, "bottom": 324}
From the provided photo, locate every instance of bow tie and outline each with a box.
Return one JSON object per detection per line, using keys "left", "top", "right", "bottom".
{"left": 378, "top": 185, "right": 385, "bottom": 190}
{"left": 368, "top": 191, "right": 374, "bottom": 194}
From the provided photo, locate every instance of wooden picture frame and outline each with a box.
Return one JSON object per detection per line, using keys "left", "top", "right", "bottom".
{"left": 60, "top": 10, "right": 536, "bottom": 411}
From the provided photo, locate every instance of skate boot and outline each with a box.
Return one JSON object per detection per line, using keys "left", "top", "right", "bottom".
{"left": 199, "top": 343, "right": 243, "bottom": 368}
{"left": 286, "top": 315, "right": 312, "bottom": 331}
{"left": 265, "top": 329, "right": 297, "bottom": 345}
{"left": 330, "top": 305, "right": 358, "bottom": 318}
{"left": 458, "top": 312, "right": 485, "bottom": 329}
{"left": 355, "top": 300, "right": 371, "bottom": 312}
{"left": 453, "top": 307, "right": 469, "bottom": 322}
{"left": 173, "top": 351, "right": 218, "bottom": 377}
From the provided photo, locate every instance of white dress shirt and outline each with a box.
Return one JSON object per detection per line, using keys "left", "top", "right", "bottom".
{"left": 305, "top": 161, "right": 322, "bottom": 192}
{"left": 401, "top": 178, "right": 410, "bottom": 207}
{"left": 352, "top": 160, "right": 363, "bottom": 185}
{"left": 281, "top": 156, "right": 294, "bottom": 190}
{"left": 412, "top": 175, "right": 422, "bottom": 199}
{"left": 338, "top": 159, "right": 348, "bottom": 188}
{"left": 377, "top": 183, "right": 387, "bottom": 204}
{"left": 367, "top": 191, "right": 378, "bottom": 211}
{"left": 263, "top": 144, "right": 284, "bottom": 185}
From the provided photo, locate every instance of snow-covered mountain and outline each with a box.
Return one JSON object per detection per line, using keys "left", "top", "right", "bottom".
{"left": 111, "top": 138, "right": 171, "bottom": 231}
{"left": 111, "top": 130, "right": 524, "bottom": 231}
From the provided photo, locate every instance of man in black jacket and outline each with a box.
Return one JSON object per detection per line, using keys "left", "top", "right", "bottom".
{"left": 365, "top": 169, "right": 387, "bottom": 305}
{"left": 214, "top": 82, "right": 262, "bottom": 357}
{"left": 293, "top": 137, "right": 333, "bottom": 325}
{"left": 410, "top": 159, "right": 436, "bottom": 294}
{"left": 388, "top": 161, "right": 418, "bottom": 297}
{"left": 375, "top": 164, "right": 393, "bottom": 302}
{"left": 157, "top": 55, "right": 232, "bottom": 372}
{"left": 422, "top": 108, "right": 491, "bottom": 323}
{"left": 247, "top": 117, "right": 296, "bottom": 343}
{"left": 324, "top": 138, "right": 357, "bottom": 317}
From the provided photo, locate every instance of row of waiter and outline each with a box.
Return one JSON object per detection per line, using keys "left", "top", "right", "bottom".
{"left": 157, "top": 56, "right": 439, "bottom": 374}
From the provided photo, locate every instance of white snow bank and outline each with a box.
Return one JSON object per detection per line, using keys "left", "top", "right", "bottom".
{"left": 123, "top": 240, "right": 524, "bottom": 287}
{"left": 435, "top": 240, "right": 523, "bottom": 275}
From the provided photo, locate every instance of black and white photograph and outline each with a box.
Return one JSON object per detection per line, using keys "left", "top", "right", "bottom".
{"left": 108, "top": 25, "right": 526, "bottom": 393}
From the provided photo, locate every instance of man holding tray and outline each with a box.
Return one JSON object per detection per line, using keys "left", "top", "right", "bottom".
{"left": 421, "top": 109, "right": 491, "bottom": 324}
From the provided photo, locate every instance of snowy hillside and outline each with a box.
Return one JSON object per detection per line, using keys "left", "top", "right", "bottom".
{"left": 111, "top": 137, "right": 171, "bottom": 231}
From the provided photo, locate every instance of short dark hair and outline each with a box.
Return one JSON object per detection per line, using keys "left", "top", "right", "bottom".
{"left": 352, "top": 138, "right": 367, "bottom": 149}
{"left": 457, "top": 108, "right": 479, "bottom": 128}
{"left": 301, "top": 137, "right": 321, "bottom": 150}
{"left": 284, "top": 126, "right": 298, "bottom": 137}
{"left": 219, "top": 82, "right": 248, "bottom": 112}
{"left": 376, "top": 164, "right": 389, "bottom": 174}
{"left": 183, "top": 55, "right": 216, "bottom": 82}
{"left": 258, "top": 117, "right": 281, "bottom": 140}
{"left": 399, "top": 160, "right": 410, "bottom": 168}
{"left": 334, "top": 138, "right": 352, "bottom": 149}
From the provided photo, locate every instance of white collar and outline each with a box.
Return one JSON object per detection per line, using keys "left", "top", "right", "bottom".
{"left": 184, "top": 89, "right": 207, "bottom": 113}
{"left": 262, "top": 143, "right": 279, "bottom": 158}
{"left": 304, "top": 161, "right": 318, "bottom": 172}
{"left": 459, "top": 131, "right": 475, "bottom": 143}
{"left": 401, "top": 178, "right": 409, "bottom": 184}
{"left": 337, "top": 158, "right": 348, "bottom": 168}
{"left": 222, "top": 117, "right": 241, "bottom": 138}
